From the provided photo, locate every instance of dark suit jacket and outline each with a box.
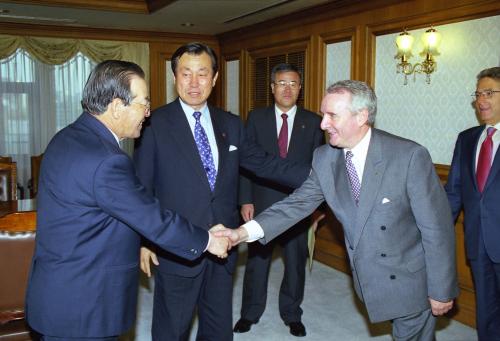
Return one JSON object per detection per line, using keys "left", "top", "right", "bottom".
{"left": 445, "top": 125, "right": 500, "bottom": 262}
{"left": 134, "top": 98, "right": 309, "bottom": 276}
{"left": 240, "top": 106, "right": 323, "bottom": 213}
{"left": 26, "top": 112, "right": 208, "bottom": 338}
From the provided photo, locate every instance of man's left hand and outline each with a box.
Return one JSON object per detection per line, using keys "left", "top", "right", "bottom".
{"left": 429, "top": 298, "right": 453, "bottom": 316}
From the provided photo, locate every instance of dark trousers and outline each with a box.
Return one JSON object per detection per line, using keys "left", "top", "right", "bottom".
{"left": 240, "top": 220, "right": 309, "bottom": 323}
{"left": 469, "top": 231, "right": 500, "bottom": 341}
{"left": 152, "top": 259, "right": 233, "bottom": 341}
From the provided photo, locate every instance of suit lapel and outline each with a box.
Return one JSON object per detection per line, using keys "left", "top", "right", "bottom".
{"left": 209, "top": 106, "right": 229, "bottom": 189}
{"left": 288, "top": 108, "right": 307, "bottom": 159}
{"left": 466, "top": 127, "right": 484, "bottom": 193}
{"left": 332, "top": 151, "right": 357, "bottom": 246}
{"left": 352, "top": 130, "right": 386, "bottom": 248}
{"left": 167, "top": 99, "right": 210, "bottom": 190}
{"left": 262, "top": 107, "right": 279, "bottom": 155}
{"left": 484, "top": 129, "right": 500, "bottom": 193}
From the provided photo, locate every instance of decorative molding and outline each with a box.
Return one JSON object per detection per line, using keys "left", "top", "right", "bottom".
{"left": 0, "top": 0, "right": 177, "bottom": 14}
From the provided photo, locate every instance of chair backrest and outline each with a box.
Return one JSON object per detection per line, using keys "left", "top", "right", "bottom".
{"left": 0, "top": 230, "right": 35, "bottom": 323}
{"left": 29, "top": 155, "right": 43, "bottom": 199}
{"left": 0, "top": 163, "right": 17, "bottom": 202}
{"left": 0, "top": 156, "right": 13, "bottom": 164}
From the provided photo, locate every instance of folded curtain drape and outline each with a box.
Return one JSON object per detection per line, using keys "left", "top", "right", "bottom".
{"left": 0, "top": 34, "right": 149, "bottom": 81}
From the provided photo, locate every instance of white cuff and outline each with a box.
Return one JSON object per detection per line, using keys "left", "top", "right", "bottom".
{"left": 204, "top": 232, "right": 211, "bottom": 252}
{"left": 243, "top": 220, "right": 264, "bottom": 242}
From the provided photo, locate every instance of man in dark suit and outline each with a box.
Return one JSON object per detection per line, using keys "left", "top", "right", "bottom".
{"left": 25, "top": 60, "right": 229, "bottom": 341}
{"left": 445, "top": 66, "right": 500, "bottom": 341}
{"left": 234, "top": 63, "right": 323, "bottom": 337}
{"left": 219, "top": 80, "right": 458, "bottom": 341}
{"left": 134, "top": 43, "right": 309, "bottom": 341}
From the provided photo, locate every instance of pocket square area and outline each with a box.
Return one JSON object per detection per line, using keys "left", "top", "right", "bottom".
{"left": 229, "top": 145, "right": 238, "bottom": 151}
{"left": 382, "top": 198, "right": 391, "bottom": 204}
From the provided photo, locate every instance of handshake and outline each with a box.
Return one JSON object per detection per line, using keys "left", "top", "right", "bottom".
{"left": 140, "top": 225, "right": 249, "bottom": 277}
{"left": 206, "top": 224, "right": 249, "bottom": 258}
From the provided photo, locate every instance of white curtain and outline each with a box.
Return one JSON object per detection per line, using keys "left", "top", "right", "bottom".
{"left": 0, "top": 50, "right": 95, "bottom": 192}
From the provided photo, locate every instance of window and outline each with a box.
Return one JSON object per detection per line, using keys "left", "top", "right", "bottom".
{"left": 0, "top": 49, "right": 95, "bottom": 192}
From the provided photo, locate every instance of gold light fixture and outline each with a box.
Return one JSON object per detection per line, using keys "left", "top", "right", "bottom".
{"left": 395, "top": 27, "right": 442, "bottom": 85}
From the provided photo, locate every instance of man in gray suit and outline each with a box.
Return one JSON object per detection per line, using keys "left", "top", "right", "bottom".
{"left": 218, "top": 80, "right": 458, "bottom": 340}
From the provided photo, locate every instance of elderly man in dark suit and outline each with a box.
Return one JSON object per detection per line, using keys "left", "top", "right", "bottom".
{"left": 234, "top": 63, "right": 323, "bottom": 337}
{"left": 445, "top": 66, "right": 500, "bottom": 341}
{"left": 219, "top": 80, "right": 458, "bottom": 341}
{"left": 25, "top": 60, "right": 229, "bottom": 341}
{"left": 134, "top": 43, "right": 309, "bottom": 341}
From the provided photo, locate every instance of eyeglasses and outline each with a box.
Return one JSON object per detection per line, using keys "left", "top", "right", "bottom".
{"left": 131, "top": 101, "right": 151, "bottom": 112}
{"left": 471, "top": 90, "right": 500, "bottom": 100}
{"left": 274, "top": 80, "right": 300, "bottom": 89}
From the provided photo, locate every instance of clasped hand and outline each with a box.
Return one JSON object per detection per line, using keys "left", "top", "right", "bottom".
{"left": 207, "top": 224, "right": 248, "bottom": 257}
{"left": 140, "top": 225, "right": 247, "bottom": 277}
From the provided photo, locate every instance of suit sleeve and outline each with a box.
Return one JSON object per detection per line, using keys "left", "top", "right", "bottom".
{"left": 94, "top": 153, "right": 208, "bottom": 260}
{"left": 255, "top": 149, "right": 326, "bottom": 244}
{"left": 239, "top": 119, "right": 310, "bottom": 189}
{"left": 444, "top": 135, "right": 463, "bottom": 221}
{"left": 407, "top": 146, "right": 458, "bottom": 301}
{"left": 313, "top": 118, "right": 325, "bottom": 150}
{"left": 238, "top": 112, "right": 257, "bottom": 205}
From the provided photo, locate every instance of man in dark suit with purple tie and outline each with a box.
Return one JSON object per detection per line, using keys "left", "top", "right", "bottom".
{"left": 445, "top": 66, "right": 500, "bottom": 341}
{"left": 25, "top": 60, "right": 229, "bottom": 341}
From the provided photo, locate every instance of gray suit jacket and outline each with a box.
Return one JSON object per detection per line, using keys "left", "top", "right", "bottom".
{"left": 255, "top": 128, "right": 458, "bottom": 322}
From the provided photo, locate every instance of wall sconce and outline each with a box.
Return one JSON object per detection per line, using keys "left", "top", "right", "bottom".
{"left": 395, "top": 27, "right": 442, "bottom": 85}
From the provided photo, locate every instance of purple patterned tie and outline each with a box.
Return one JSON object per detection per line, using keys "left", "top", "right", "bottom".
{"left": 193, "top": 111, "right": 217, "bottom": 191}
{"left": 345, "top": 150, "right": 361, "bottom": 206}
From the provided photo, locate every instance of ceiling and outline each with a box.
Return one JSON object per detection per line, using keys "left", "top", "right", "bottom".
{"left": 0, "top": 0, "right": 335, "bottom": 35}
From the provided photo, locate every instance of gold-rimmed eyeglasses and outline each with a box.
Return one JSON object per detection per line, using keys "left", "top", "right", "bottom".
{"left": 274, "top": 80, "right": 300, "bottom": 89}
{"left": 471, "top": 90, "right": 500, "bottom": 100}
{"left": 131, "top": 101, "right": 151, "bottom": 112}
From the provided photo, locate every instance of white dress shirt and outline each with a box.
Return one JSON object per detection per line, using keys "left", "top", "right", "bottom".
{"left": 475, "top": 122, "right": 500, "bottom": 171}
{"left": 243, "top": 128, "right": 373, "bottom": 242}
{"left": 180, "top": 99, "right": 219, "bottom": 170}
{"left": 275, "top": 104, "right": 297, "bottom": 149}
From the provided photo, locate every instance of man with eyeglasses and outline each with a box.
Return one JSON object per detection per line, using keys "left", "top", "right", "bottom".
{"left": 233, "top": 63, "right": 323, "bottom": 337}
{"left": 25, "top": 60, "right": 231, "bottom": 341}
{"left": 445, "top": 66, "right": 500, "bottom": 341}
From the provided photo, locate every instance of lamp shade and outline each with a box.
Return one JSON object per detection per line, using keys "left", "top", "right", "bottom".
{"left": 421, "top": 28, "right": 441, "bottom": 55}
{"left": 395, "top": 31, "right": 414, "bottom": 59}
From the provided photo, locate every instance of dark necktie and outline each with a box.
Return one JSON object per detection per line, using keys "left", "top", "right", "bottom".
{"left": 345, "top": 150, "right": 361, "bottom": 205}
{"left": 278, "top": 113, "right": 288, "bottom": 158}
{"left": 193, "top": 111, "right": 217, "bottom": 191}
{"left": 476, "top": 127, "right": 496, "bottom": 193}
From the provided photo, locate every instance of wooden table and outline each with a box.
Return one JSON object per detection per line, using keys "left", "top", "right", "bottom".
{"left": 0, "top": 199, "right": 36, "bottom": 232}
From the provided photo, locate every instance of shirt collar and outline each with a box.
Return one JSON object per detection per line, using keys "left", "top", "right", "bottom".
{"left": 179, "top": 98, "right": 208, "bottom": 117}
{"left": 275, "top": 104, "right": 297, "bottom": 117}
{"left": 344, "top": 127, "right": 372, "bottom": 158}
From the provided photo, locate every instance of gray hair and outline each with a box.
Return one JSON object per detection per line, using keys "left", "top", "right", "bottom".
{"left": 476, "top": 67, "right": 500, "bottom": 82}
{"left": 326, "top": 80, "right": 377, "bottom": 125}
{"left": 81, "top": 60, "right": 145, "bottom": 115}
